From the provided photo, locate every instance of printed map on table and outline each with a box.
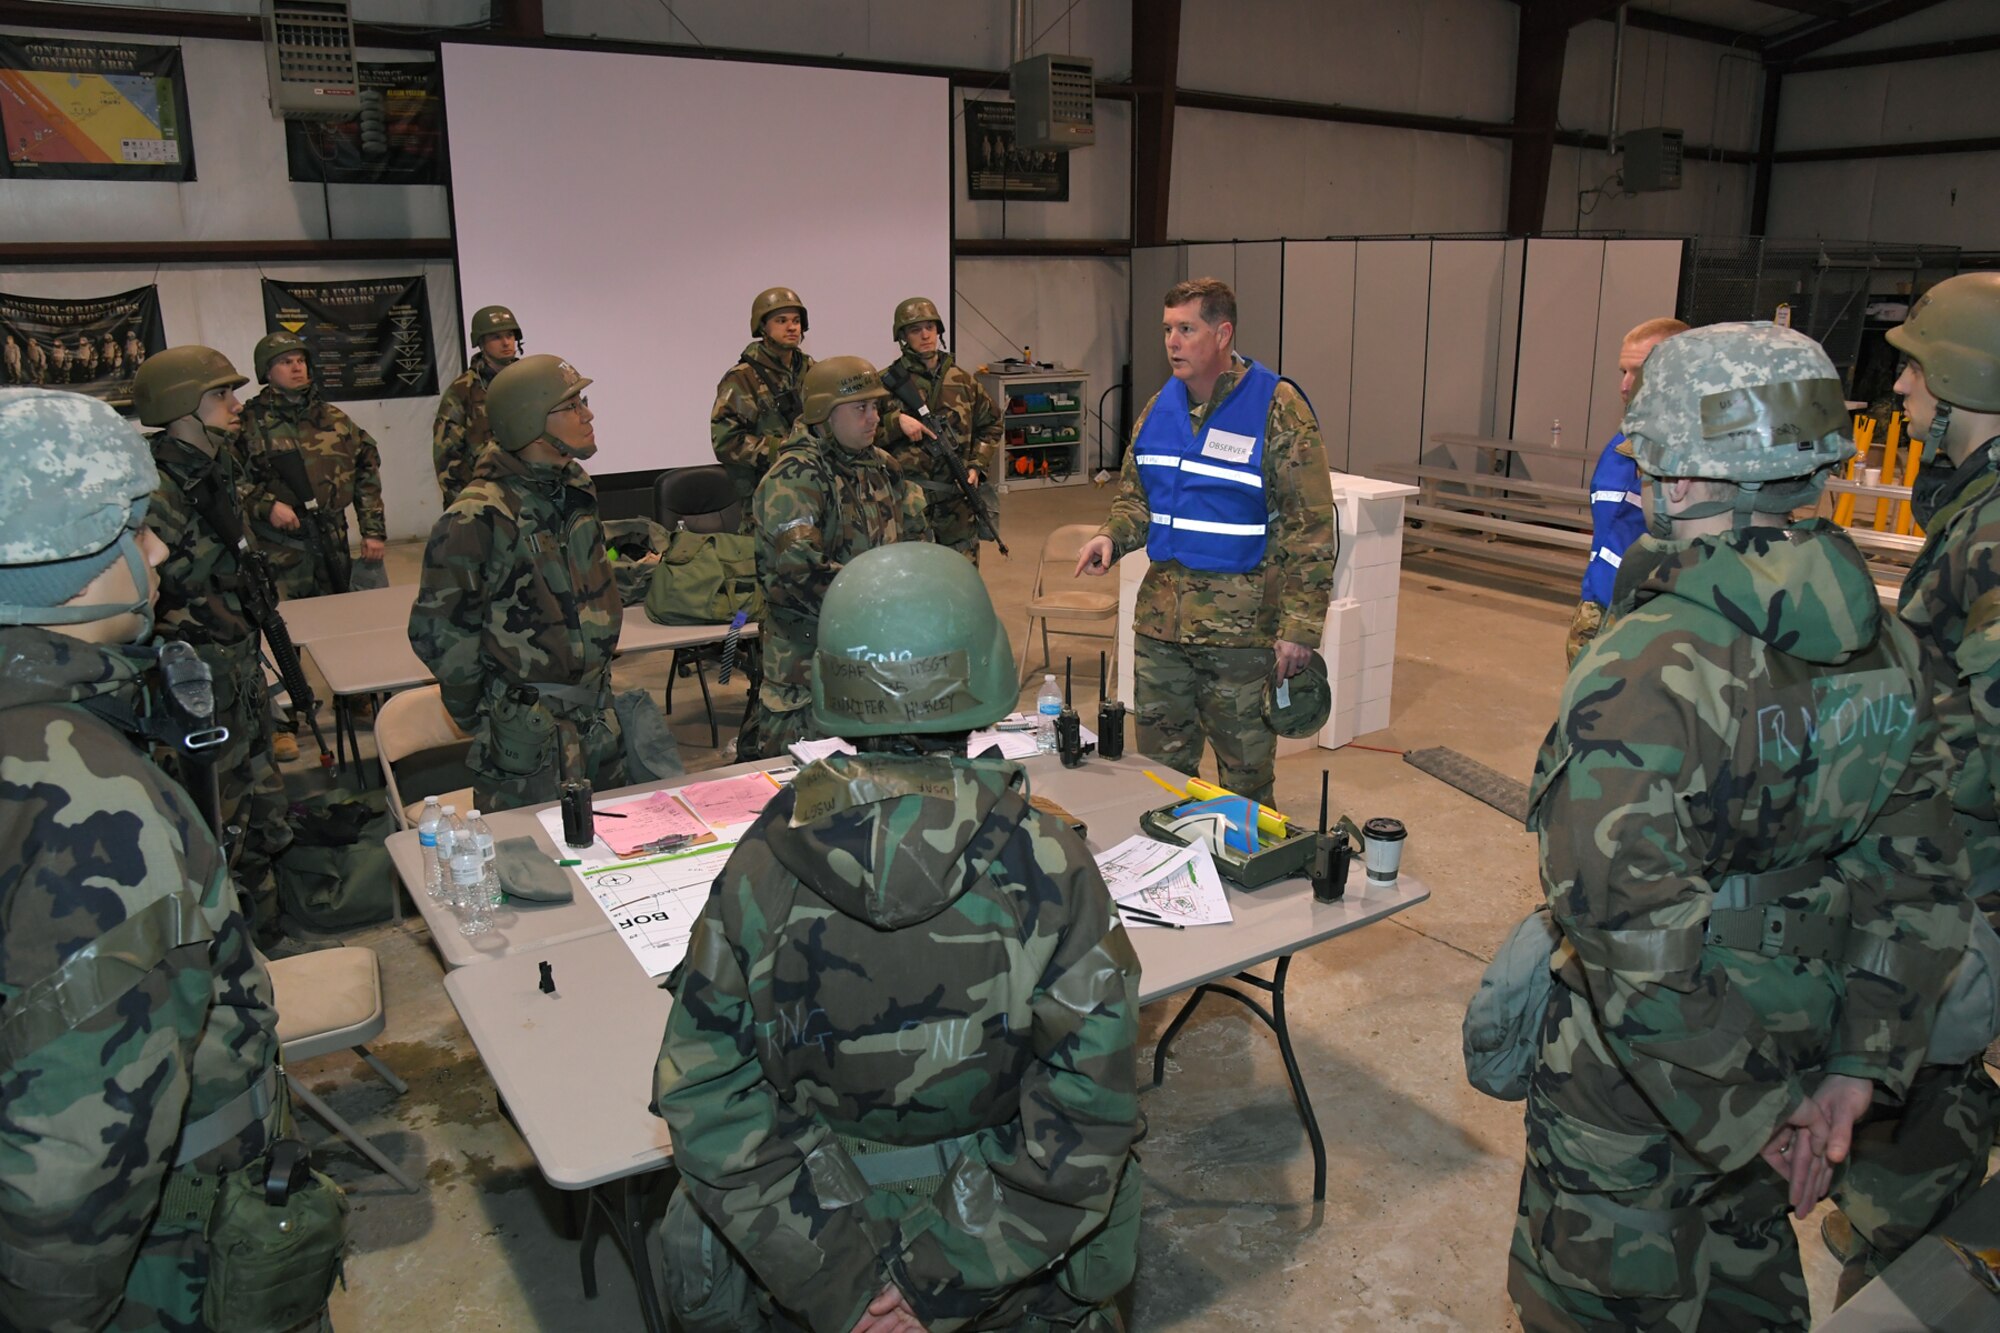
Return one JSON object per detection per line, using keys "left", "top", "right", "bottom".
{"left": 1095, "top": 834, "right": 1232, "bottom": 927}
{"left": 536, "top": 770, "right": 790, "bottom": 977}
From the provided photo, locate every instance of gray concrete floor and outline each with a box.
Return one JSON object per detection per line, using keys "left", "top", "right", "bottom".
{"left": 283, "top": 482, "right": 1918, "bottom": 1329}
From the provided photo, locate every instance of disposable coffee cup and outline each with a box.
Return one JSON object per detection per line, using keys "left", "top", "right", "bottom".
{"left": 1863, "top": 466, "right": 1881, "bottom": 486}
{"left": 1362, "top": 817, "right": 1407, "bottom": 884}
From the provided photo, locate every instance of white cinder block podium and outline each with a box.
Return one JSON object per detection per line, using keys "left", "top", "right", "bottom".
{"left": 1114, "top": 474, "right": 1418, "bottom": 753}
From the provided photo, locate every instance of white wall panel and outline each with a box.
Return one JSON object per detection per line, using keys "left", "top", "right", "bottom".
{"left": 1347, "top": 241, "right": 1431, "bottom": 478}
{"left": 1559, "top": 21, "right": 1762, "bottom": 152}
{"left": 954, "top": 256, "right": 1129, "bottom": 473}
{"left": 1766, "top": 154, "right": 2000, "bottom": 250}
{"left": 1279, "top": 242, "right": 1356, "bottom": 471}
{"left": 1511, "top": 239, "right": 1602, "bottom": 489}
{"left": 1232, "top": 242, "right": 1284, "bottom": 368}
{"left": 1421, "top": 240, "right": 1507, "bottom": 470}
{"left": 1810, "top": 0, "right": 1996, "bottom": 56}
{"left": 1544, "top": 148, "right": 1751, "bottom": 237}
{"left": 1169, "top": 108, "right": 1508, "bottom": 239}
{"left": 545, "top": 0, "right": 1133, "bottom": 79}
{"left": 0, "top": 260, "right": 459, "bottom": 543}
{"left": 955, "top": 93, "right": 1130, "bottom": 242}
{"left": 1185, "top": 245, "right": 1236, "bottom": 290}
{"left": 1128, "top": 246, "right": 1186, "bottom": 409}
{"left": 1587, "top": 240, "right": 1684, "bottom": 453}
{"left": 1178, "top": 0, "right": 1515, "bottom": 123}
{"left": 0, "top": 29, "right": 449, "bottom": 243}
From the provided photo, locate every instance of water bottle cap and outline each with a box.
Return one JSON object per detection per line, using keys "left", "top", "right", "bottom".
{"left": 442, "top": 804, "right": 457, "bottom": 815}
{"left": 467, "top": 809, "right": 481, "bottom": 819}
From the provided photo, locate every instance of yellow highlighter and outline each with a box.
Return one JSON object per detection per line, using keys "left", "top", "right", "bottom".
{"left": 1185, "top": 778, "right": 1293, "bottom": 840}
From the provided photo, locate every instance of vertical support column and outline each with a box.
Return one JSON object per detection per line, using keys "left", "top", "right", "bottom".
{"left": 497, "top": 0, "right": 544, "bottom": 39}
{"left": 1506, "top": 8, "right": 1571, "bottom": 236}
{"left": 1750, "top": 68, "right": 1782, "bottom": 235}
{"left": 1131, "top": 0, "right": 1182, "bottom": 248}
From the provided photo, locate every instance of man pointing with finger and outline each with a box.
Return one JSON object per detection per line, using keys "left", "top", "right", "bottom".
{"left": 1076, "top": 277, "right": 1336, "bottom": 805}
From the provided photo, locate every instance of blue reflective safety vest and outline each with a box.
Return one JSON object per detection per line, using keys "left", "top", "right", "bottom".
{"left": 1135, "top": 359, "right": 1279, "bottom": 575}
{"left": 1581, "top": 435, "right": 1646, "bottom": 606}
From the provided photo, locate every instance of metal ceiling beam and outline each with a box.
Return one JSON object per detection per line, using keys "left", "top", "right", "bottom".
{"left": 1756, "top": 0, "right": 1857, "bottom": 17}
{"left": 0, "top": 0, "right": 437, "bottom": 48}
{"left": 1764, "top": 0, "right": 1950, "bottom": 63}
{"left": 1131, "top": 0, "right": 1182, "bottom": 249}
{"left": 1777, "top": 29, "right": 2000, "bottom": 71}
{"left": 1621, "top": 8, "right": 1764, "bottom": 49}
{"left": 1773, "top": 134, "right": 2000, "bottom": 162}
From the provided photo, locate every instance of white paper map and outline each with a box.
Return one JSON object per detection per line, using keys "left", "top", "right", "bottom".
{"left": 1094, "top": 834, "right": 1232, "bottom": 927}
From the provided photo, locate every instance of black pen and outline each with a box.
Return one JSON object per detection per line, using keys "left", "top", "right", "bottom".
{"left": 593, "top": 809, "right": 629, "bottom": 818}
{"left": 1117, "top": 903, "right": 1185, "bottom": 930}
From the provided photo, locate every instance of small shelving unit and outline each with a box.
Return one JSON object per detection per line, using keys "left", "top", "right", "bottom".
{"left": 978, "top": 367, "right": 1090, "bottom": 491}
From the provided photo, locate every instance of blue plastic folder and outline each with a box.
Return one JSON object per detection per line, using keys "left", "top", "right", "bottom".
{"left": 1168, "top": 796, "right": 1261, "bottom": 855}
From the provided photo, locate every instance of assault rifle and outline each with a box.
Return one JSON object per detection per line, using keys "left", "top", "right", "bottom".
{"left": 263, "top": 445, "right": 351, "bottom": 595}
{"left": 877, "top": 361, "right": 1008, "bottom": 556}
{"left": 187, "top": 463, "right": 336, "bottom": 776}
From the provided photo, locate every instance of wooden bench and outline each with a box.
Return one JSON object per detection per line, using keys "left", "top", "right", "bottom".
{"left": 1402, "top": 502, "right": 1592, "bottom": 579}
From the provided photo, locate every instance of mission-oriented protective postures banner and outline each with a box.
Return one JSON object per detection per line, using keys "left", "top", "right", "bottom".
{"left": 261, "top": 275, "right": 437, "bottom": 401}
{"left": 0, "top": 285, "right": 166, "bottom": 414}
{"left": 0, "top": 36, "right": 194, "bottom": 181}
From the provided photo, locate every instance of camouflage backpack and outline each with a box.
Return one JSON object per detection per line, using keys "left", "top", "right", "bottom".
{"left": 274, "top": 787, "right": 396, "bottom": 930}
{"left": 644, "top": 527, "right": 764, "bottom": 626}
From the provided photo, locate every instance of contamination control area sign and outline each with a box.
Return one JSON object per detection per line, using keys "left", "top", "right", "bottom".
{"left": 0, "top": 36, "right": 194, "bottom": 181}
{"left": 261, "top": 275, "right": 437, "bottom": 401}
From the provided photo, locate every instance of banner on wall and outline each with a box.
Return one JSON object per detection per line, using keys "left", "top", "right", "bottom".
{"left": 286, "top": 62, "right": 443, "bottom": 185}
{"left": 0, "top": 285, "right": 166, "bottom": 413}
{"left": 261, "top": 276, "right": 437, "bottom": 401}
{"left": 963, "top": 98, "right": 1068, "bottom": 202}
{"left": 0, "top": 36, "right": 195, "bottom": 181}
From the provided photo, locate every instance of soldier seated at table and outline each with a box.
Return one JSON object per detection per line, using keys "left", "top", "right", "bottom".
{"left": 652, "top": 542, "right": 1144, "bottom": 1333}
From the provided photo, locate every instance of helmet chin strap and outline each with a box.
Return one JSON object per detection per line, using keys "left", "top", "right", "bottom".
{"left": 1920, "top": 400, "right": 1955, "bottom": 466}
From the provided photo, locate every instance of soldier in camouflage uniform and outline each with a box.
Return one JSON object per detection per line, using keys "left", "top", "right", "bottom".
{"left": 1817, "top": 272, "right": 2000, "bottom": 1300}
{"left": 713, "top": 286, "right": 815, "bottom": 518}
{"left": 0, "top": 387, "right": 304, "bottom": 1331}
{"left": 138, "top": 346, "right": 295, "bottom": 942}
{"left": 433, "top": 303, "right": 522, "bottom": 508}
{"left": 1508, "top": 324, "right": 1971, "bottom": 1333}
{"left": 738, "top": 354, "right": 930, "bottom": 760}
{"left": 876, "top": 296, "right": 1004, "bottom": 565}
{"left": 410, "top": 353, "right": 625, "bottom": 812}
{"left": 654, "top": 542, "right": 1143, "bottom": 1333}
{"left": 1076, "top": 278, "right": 1337, "bottom": 807}
{"left": 240, "top": 331, "right": 387, "bottom": 600}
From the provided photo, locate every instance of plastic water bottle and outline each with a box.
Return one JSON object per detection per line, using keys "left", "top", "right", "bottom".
{"left": 435, "top": 805, "right": 464, "bottom": 903}
{"left": 417, "top": 797, "right": 443, "bottom": 899}
{"left": 1551, "top": 418, "right": 1563, "bottom": 449}
{"left": 451, "top": 845, "right": 491, "bottom": 935}
{"left": 1036, "top": 674, "right": 1063, "bottom": 753}
{"left": 468, "top": 809, "right": 501, "bottom": 906}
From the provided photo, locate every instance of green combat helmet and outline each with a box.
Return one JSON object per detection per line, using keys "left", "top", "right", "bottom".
{"left": 132, "top": 345, "right": 248, "bottom": 427}
{"left": 812, "top": 542, "right": 1017, "bottom": 737}
{"left": 0, "top": 387, "right": 158, "bottom": 631}
{"left": 751, "top": 286, "right": 808, "bottom": 338}
{"left": 800, "top": 355, "right": 888, "bottom": 425}
{"left": 253, "top": 330, "right": 310, "bottom": 383}
{"left": 469, "top": 304, "right": 523, "bottom": 344}
{"left": 1887, "top": 272, "right": 2000, "bottom": 462}
{"left": 1622, "top": 321, "right": 1852, "bottom": 528}
{"left": 1265, "top": 649, "right": 1332, "bottom": 738}
{"left": 892, "top": 296, "right": 945, "bottom": 344}
{"left": 488, "top": 353, "right": 592, "bottom": 452}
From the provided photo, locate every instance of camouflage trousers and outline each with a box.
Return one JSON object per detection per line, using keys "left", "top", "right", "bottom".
{"left": 1132, "top": 634, "right": 1278, "bottom": 807}
{"left": 654, "top": 1184, "right": 1124, "bottom": 1333}
{"left": 916, "top": 481, "right": 988, "bottom": 567}
{"left": 1823, "top": 1056, "right": 2000, "bottom": 1294}
{"left": 736, "top": 700, "right": 817, "bottom": 763}
{"left": 468, "top": 705, "right": 626, "bottom": 813}
{"left": 172, "top": 636, "right": 291, "bottom": 933}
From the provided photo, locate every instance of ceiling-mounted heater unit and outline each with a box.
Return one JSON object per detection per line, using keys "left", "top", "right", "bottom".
{"left": 1009, "top": 53, "right": 1095, "bottom": 151}
{"left": 262, "top": 0, "right": 359, "bottom": 121}
{"left": 1621, "top": 127, "right": 1685, "bottom": 193}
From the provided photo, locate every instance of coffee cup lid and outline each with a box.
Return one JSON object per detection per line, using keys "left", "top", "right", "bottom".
{"left": 1362, "top": 817, "right": 1406, "bottom": 841}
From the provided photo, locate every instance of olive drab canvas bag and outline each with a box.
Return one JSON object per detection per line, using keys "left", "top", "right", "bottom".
{"left": 645, "top": 528, "right": 763, "bottom": 626}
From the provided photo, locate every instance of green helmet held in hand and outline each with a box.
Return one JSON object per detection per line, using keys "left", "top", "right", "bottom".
{"left": 253, "top": 331, "right": 310, "bottom": 383}
{"left": 1265, "top": 650, "right": 1331, "bottom": 738}
{"left": 892, "top": 296, "right": 945, "bottom": 344}
{"left": 0, "top": 387, "right": 158, "bottom": 631}
{"left": 812, "top": 543, "right": 1017, "bottom": 737}
{"left": 799, "top": 355, "right": 889, "bottom": 425}
{"left": 751, "top": 287, "right": 808, "bottom": 338}
{"left": 132, "top": 345, "right": 248, "bottom": 427}
{"left": 469, "top": 304, "right": 524, "bottom": 343}
{"left": 488, "top": 353, "right": 592, "bottom": 452}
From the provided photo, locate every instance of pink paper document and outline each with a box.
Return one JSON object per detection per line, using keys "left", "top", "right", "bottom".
{"left": 597, "top": 790, "right": 709, "bottom": 857}
{"left": 676, "top": 771, "right": 784, "bottom": 830}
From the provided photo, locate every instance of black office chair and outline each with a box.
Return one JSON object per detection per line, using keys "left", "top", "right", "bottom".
{"left": 653, "top": 465, "right": 758, "bottom": 746}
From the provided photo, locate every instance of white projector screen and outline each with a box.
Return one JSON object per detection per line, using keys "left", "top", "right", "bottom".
{"left": 440, "top": 42, "right": 953, "bottom": 478}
